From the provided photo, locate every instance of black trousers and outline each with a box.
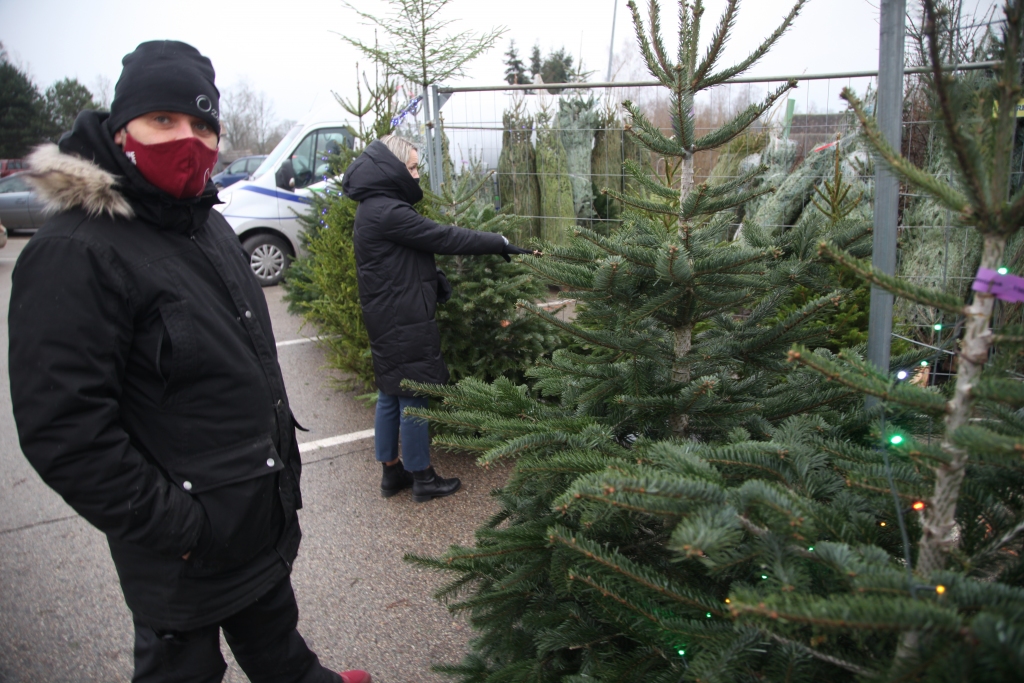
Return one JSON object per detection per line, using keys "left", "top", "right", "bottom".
{"left": 132, "top": 576, "right": 341, "bottom": 683}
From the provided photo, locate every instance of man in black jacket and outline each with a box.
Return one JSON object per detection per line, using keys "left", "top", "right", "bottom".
{"left": 9, "top": 41, "right": 369, "bottom": 683}
{"left": 342, "top": 135, "right": 538, "bottom": 502}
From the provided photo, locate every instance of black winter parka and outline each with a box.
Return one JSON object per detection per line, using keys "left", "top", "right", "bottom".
{"left": 9, "top": 111, "right": 301, "bottom": 631}
{"left": 342, "top": 141, "right": 507, "bottom": 396}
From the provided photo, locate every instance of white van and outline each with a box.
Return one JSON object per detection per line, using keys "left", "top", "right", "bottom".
{"left": 214, "top": 119, "right": 354, "bottom": 285}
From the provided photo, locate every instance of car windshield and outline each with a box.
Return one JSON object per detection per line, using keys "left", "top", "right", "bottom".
{"left": 251, "top": 124, "right": 303, "bottom": 180}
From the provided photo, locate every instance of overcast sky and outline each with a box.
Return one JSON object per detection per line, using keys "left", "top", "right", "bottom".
{"left": 0, "top": 0, "right": 1003, "bottom": 126}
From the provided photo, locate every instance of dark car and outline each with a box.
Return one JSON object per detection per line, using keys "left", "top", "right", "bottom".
{"left": 212, "top": 155, "right": 267, "bottom": 189}
{"left": 0, "top": 173, "right": 46, "bottom": 234}
{"left": 0, "top": 159, "right": 27, "bottom": 178}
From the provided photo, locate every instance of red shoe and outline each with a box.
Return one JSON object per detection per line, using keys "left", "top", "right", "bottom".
{"left": 338, "top": 671, "right": 372, "bottom": 683}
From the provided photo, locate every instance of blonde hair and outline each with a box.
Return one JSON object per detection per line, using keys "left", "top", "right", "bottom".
{"left": 379, "top": 134, "right": 417, "bottom": 165}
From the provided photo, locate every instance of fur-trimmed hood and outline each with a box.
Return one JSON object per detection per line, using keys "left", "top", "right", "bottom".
{"left": 27, "top": 144, "right": 134, "bottom": 219}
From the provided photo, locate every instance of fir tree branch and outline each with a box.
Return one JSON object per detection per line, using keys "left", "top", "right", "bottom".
{"left": 603, "top": 188, "right": 679, "bottom": 216}
{"left": 626, "top": 2, "right": 671, "bottom": 83}
{"left": 972, "top": 377, "right": 1024, "bottom": 409}
{"left": 697, "top": 0, "right": 807, "bottom": 89}
{"left": 840, "top": 87, "right": 971, "bottom": 219}
{"left": 818, "top": 241, "right": 964, "bottom": 315}
{"left": 921, "top": 0, "right": 991, "bottom": 226}
{"left": 551, "top": 527, "right": 725, "bottom": 614}
{"left": 731, "top": 593, "right": 962, "bottom": 634}
{"left": 622, "top": 101, "right": 687, "bottom": 157}
{"left": 764, "top": 632, "right": 879, "bottom": 677}
{"left": 691, "top": 0, "right": 738, "bottom": 86}
{"left": 621, "top": 159, "right": 680, "bottom": 199}
{"left": 692, "top": 82, "right": 795, "bottom": 152}
{"left": 787, "top": 346, "right": 949, "bottom": 415}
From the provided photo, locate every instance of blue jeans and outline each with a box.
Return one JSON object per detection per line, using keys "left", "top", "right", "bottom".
{"left": 374, "top": 391, "right": 431, "bottom": 472}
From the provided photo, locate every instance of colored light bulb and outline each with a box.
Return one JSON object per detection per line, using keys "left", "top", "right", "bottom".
{"left": 935, "top": 584, "right": 946, "bottom": 595}
{"left": 890, "top": 434, "right": 904, "bottom": 445}
{"left": 912, "top": 501, "right": 926, "bottom": 511}
{"left": 934, "top": 323, "right": 942, "bottom": 331}
{"left": 998, "top": 267, "right": 1008, "bottom": 275}
{"left": 897, "top": 370, "right": 908, "bottom": 380}
{"left": 921, "top": 360, "right": 929, "bottom": 367}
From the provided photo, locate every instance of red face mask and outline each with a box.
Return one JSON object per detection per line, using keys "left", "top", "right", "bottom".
{"left": 123, "top": 133, "right": 219, "bottom": 199}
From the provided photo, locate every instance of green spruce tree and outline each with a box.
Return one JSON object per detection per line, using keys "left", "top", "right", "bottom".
{"left": 504, "top": 40, "right": 529, "bottom": 86}
{"left": 399, "top": 2, "right": 965, "bottom": 682}
{"left": 770, "top": 2, "right": 1024, "bottom": 678}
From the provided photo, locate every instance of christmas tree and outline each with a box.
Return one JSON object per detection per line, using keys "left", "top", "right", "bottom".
{"left": 398, "top": 1, "right": 946, "bottom": 680}
{"left": 774, "top": 2, "right": 1024, "bottom": 678}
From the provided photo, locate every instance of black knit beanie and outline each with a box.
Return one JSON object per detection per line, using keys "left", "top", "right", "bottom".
{"left": 108, "top": 40, "right": 220, "bottom": 136}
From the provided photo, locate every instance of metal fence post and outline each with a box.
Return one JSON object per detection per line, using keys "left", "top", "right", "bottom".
{"left": 867, "top": 0, "right": 906, "bottom": 379}
{"left": 421, "top": 85, "right": 440, "bottom": 195}
{"left": 431, "top": 84, "right": 444, "bottom": 192}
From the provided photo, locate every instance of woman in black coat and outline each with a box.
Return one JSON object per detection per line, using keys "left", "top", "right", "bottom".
{"left": 342, "top": 136, "right": 538, "bottom": 501}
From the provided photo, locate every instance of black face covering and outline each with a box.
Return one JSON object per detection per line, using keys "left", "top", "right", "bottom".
{"left": 342, "top": 140, "right": 424, "bottom": 206}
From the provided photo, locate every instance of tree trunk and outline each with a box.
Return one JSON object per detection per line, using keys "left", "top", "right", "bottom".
{"left": 671, "top": 151, "right": 696, "bottom": 437}
{"left": 916, "top": 232, "right": 1005, "bottom": 574}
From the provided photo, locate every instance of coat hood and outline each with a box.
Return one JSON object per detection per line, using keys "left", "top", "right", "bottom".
{"left": 341, "top": 140, "right": 423, "bottom": 205}
{"left": 27, "top": 110, "right": 219, "bottom": 232}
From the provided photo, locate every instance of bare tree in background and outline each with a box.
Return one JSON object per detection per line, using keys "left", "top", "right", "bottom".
{"left": 92, "top": 75, "right": 111, "bottom": 110}
{"left": 222, "top": 81, "right": 278, "bottom": 154}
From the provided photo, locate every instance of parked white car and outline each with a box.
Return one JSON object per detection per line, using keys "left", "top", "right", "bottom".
{"left": 215, "top": 119, "right": 354, "bottom": 285}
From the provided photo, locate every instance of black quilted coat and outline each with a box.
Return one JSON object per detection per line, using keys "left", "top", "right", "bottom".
{"left": 342, "top": 141, "right": 507, "bottom": 396}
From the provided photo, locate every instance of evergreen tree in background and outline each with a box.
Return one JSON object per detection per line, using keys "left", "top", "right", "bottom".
{"left": 0, "top": 46, "right": 48, "bottom": 158}
{"left": 504, "top": 40, "right": 529, "bottom": 86}
{"left": 430, "top": 131, "right": 563, "bottom": 386}
{"left": 44, "top": 77, "right": 100, "bottom": 141}
{"left": 541, "top": 47, "right": 575, "bottom": 86}
{"left": 529, "top": 43, "right": 542, "bottom": 82}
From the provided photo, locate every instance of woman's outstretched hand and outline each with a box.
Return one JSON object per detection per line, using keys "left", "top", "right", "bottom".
{"left": 502, "top": 244, "right": 543, "bottom": 262}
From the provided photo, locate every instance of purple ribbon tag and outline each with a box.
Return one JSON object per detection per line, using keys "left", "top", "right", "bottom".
{"left": 973, "top": 268, "right": 1024, "bottom": 303}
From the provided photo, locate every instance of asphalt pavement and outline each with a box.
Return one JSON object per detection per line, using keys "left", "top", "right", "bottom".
{"left": 0, "top": 236, "right": 510, "bottom": 682}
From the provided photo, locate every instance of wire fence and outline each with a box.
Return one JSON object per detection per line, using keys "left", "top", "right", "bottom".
{"left": 420, "top": 60, "right": 1018, "bottom": 390}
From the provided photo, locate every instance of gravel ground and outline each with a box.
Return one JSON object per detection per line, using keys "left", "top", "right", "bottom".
{"left": 0, "top": 237, "right": 507, "bottom": 682}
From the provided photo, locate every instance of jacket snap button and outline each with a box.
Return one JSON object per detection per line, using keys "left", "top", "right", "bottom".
{"left": 266, "top": 458, "right": 275, "bottom": 467}
{"left": 276, "top": 399, "right": 283, "bottom": 407}
{"left": 244, "top": 310, "right": 252, "bottom": 319}
{"left": 183, "top": 481, "right": 193, "bottom": 491}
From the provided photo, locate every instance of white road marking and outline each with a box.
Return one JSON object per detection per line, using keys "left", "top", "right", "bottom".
{"left": 276, "top": 336, "right": 324, "bottom": 348}
{"left": 298, "top": 428, "right": 375, "bottom": 453}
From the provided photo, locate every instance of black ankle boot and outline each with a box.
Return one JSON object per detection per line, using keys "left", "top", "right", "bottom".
{"left": 381, "top": 460, "right": 414, "bottom": 498}
{"left": 411, "top": 466, "right": 461, "bottom": 503}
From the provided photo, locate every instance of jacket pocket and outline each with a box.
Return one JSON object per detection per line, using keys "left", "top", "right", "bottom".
{"left": 165, "top": 434, "right": 285, "bottom": 576}
{"left": 157, "top": 301, "right": 199, "bottom": 405}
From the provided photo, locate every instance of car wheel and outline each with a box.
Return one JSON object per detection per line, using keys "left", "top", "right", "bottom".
{"left": 243, "top": 234, "right": 291, "bottom": 286}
